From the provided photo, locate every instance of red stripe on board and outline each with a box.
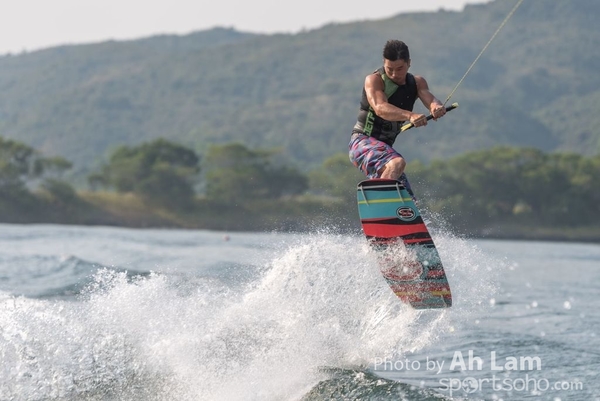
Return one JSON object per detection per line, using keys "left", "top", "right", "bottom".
{"left": 388, "top": 282, "right": 450, "bottom": 292}
{"left": 362, "top": 223, "right": 429, "bottom": 238}
{"left": 403, "top": 238, "right": 433, "bottom": 245}
{"left": 426, "top": 270, "right": 447, "bottom": 278}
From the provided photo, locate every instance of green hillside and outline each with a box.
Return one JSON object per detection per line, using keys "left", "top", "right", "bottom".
{"left": 0, "top": 0, "right": 599, "bottom": 176}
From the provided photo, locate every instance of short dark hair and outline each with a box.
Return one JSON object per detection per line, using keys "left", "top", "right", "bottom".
{"left": 383, "top": 40, "right": 410, "bottom": 62}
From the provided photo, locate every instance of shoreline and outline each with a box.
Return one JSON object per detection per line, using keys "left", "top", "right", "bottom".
{"left": 1, "top": 219, "right": 599, "bottom": 245}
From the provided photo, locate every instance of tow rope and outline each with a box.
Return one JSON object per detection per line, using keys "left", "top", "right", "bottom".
{"left": 442, "top": 0, "right": 525, "bottom": 106}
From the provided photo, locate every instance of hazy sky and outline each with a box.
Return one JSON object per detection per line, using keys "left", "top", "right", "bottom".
{"left": 0, "top": 0, "right": 490, "bottom": 54}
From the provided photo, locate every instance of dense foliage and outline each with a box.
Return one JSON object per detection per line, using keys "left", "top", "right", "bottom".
{"left": 0, "top": 0, "right": 599, "bottom": 175}
{"left": 2, "top": 135, "right": 599, "bottom": 240}
{"left": 407, "top": 147, "right": 600, "bottom": 233}
{"left": 0, "top": 136, "right": 74, "bottom": 221}
{"left": 317, "top": 147, "right": 600, "bottom": 238}
{"left": 202, "top": 143, "right": 308, "bottom": 203}
{"left": 88, "top": 138, "right": 200, "bottom": 208}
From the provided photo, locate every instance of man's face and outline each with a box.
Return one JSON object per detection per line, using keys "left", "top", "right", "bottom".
{"left": 383, "top": 58, "right": 411, "bottom": 85}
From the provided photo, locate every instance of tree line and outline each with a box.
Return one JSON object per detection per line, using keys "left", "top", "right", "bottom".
{"left": 1, "top": 135, "right": 599, "bottom": 239}
{"left": 408, "top": 147, "right": 600, "bottom": 236}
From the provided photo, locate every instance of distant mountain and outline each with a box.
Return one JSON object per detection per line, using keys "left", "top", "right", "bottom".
{"left": 0, "top": 0, "right": 598, "bottom": 175}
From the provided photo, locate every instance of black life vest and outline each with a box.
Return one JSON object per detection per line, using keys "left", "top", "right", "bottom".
{"left": 353, "top": 69, "right": 418, "bottom": 146}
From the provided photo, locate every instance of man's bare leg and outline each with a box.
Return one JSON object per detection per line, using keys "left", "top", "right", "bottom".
{"left": 379, "top": 157, "right": 406, "bottom": 180}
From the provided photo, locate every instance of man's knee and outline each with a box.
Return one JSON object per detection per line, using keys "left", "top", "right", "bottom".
{"left": 389, "top": 157, "right": 406, "bottom": 172}
{"left": 380, "top": 157, "right": 406, "bottom": 179}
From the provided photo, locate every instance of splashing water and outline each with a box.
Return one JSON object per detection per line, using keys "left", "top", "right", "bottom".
{"left": 0, "top": 229, "right": 503, "bottom": 400}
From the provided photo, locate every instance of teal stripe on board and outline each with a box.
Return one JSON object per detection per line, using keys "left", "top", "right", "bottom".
{"left": 357, "top": 186, "right": 420, "bottom": 220}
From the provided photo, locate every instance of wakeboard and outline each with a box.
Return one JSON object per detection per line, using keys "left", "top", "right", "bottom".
{"left": 357, "top": 179, "right": 452, "bottom": 309}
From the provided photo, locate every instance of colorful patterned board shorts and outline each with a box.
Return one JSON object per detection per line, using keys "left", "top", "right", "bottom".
{"left": 348, "top": 133, "right": 415, "bottom": 198}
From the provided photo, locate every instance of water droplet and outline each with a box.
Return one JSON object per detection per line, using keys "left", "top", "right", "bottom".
{"left": 563, "top": 301, "right": 571, "bottom": 310}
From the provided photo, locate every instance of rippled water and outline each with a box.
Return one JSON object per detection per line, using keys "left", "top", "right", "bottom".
{"left": 0, "top": 223, "right": 598, "bottom": 400}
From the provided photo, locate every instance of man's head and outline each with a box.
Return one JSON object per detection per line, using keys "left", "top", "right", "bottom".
{"left": 382, "top": 40, "right": 411, "bottom": 85}
{"left": 383, "top": 40, "right": 410, "bottom": 62}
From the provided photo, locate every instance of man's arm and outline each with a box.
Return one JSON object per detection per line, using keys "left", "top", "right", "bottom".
{"left": 364, "top": 74, "right": 428, "bottom": 127}
{"left": 415, "top": 75, "right": 446, "bottom": 120}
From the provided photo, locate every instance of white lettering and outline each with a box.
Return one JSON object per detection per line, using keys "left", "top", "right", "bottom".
{"left": 505, "top": 356, "right": 519, "bottom": 371}
{"left": 468, "top": 350, "right": 483, "bottom": 370}
{"left": 450, "top": 351, "right": 467, "bottom": 371}
{"left": 435, "top": 359, "right": 445, "bottom": 374}
{"left": 490, "top": 351, "right": 503, "bottom": 371}
{"left": 520, "top": 356, "right": 542, "bottom": 371}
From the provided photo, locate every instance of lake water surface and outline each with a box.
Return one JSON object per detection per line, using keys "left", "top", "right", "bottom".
{"left": 1, "top": 223, "right": 598, "bottom": 400}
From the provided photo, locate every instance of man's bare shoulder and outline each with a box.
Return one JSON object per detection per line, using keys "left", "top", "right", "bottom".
{"left": 413, "top": 75, "right": 430, "bottom": 89}
{"left": 365, "top": 72, "right": 384, "bottom": 89}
